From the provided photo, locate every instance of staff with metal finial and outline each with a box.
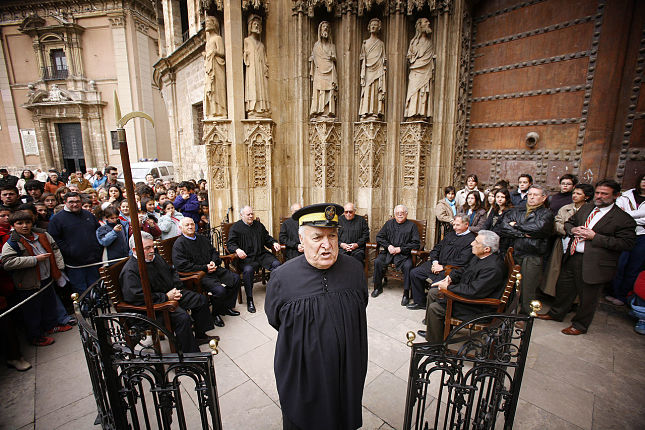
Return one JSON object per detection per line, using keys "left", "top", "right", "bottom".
{"left": 113, "top": 91, "right": 156, "bottom": 320}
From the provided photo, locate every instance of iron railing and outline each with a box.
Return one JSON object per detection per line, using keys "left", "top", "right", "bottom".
{"left": 403, "top": 313, "right": 534, "bottom": 430}
{"left": 74, "top": 279, "right": 223, "bottom": 429}
{"left": 42, "top": 66, "right": 68, "bottom": 80}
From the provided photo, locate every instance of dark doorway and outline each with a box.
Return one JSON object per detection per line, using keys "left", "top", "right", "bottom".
{"left": 58, "top": 123, "right": 86, "bottom": 173}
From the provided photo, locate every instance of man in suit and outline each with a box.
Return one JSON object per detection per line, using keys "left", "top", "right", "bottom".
{"left": 407, "top": 214, "right": 475, "bottom": 310}
{"left": 417, "top": 230, "right": 507, "bottom": 343}
{"left": 538, "top": 179, "right": 636, "bottom": 335}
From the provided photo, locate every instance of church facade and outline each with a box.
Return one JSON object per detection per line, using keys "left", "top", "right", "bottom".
{"left": 154, "top": 0, "right": 643, "bottom": 243}
{"left": 0, "top": 0, "right": 172, "bottom": 173}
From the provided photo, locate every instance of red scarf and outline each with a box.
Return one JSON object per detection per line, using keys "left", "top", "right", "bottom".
{"left": 17, "top": 233, "right": 62, "bottom": 281}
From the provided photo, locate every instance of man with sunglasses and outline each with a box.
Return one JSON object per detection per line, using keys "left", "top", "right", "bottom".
{"left": 338, "top": 202, "right": 370, "bottom": 263}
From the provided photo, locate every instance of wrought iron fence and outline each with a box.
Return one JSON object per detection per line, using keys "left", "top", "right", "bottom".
{"left": 74, "top": 280, "right": 223, "bottom": 429}
{"left": 42, "top": 66, "right": 68, "bottom": 80}
{"left": 403, "top": 314, "right": 534, "bottom": 430}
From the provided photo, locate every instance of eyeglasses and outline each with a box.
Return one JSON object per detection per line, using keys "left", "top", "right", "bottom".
{"left": 344, "top": 210, "right": 355, "bottom": 214}
{"left": 67, "top": 200, "right": 82, "bottom": 205}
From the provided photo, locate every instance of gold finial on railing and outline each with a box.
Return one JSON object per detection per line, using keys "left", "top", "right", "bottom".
{"left": 529, "top": 300, "right": 542, "bottom": 317}
{"left": 406, "top": 331, "right": 416, "bottom": 347}
{"left": 209, "top": 338, "right": 219, "bottom": 355}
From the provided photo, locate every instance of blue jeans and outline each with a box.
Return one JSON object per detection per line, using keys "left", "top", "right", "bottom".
{"left": 66, "top": 266, "right": 100, "bottom": 294}
{"left": 612, "top": 234, "right": 645, "bottom": 302}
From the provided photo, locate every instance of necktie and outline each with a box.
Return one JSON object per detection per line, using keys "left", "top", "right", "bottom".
{"left": 570, "top": 207, "right": 600, "bottom": 255}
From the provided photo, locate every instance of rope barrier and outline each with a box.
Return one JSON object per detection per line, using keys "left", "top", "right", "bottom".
{"left": 0, "top": 280, "right": 53, "bottom": 320}
{"left": 66, "top": 258, "right": 125, "bottom": 269}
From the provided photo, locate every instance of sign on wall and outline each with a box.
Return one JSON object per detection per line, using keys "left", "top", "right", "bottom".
{"left": 20, "top": 129, "right": 39, "bottom": 156}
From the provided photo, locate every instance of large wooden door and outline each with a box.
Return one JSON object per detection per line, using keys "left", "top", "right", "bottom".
{"left": 58, "top": 123, "right": 85, "bottom": 173}
{"left": 460, "top": 0, "right": 643, "bottom": 190}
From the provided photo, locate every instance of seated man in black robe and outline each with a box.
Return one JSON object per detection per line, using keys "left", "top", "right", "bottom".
{"left": 227, "top": 205, "right": 281, "bottom": 313}
{"left": 279, "top": 203, "right": 303, "bottom": 261}
{"left": 338, "top": 202, "right": 370, "bottom": 263}
{"left": 372, "top": 204, "right": 420, "bottom": 305}
{"left": 408, "top": 214, "right": 475, "bottom": 310}
{"left": 172, "top": 217, "right": 240, "bottom": 327}
{"left": 418, "top": 230, "right": 507, "bottom": 343}
{"left": 265, "top": 203, "right": 368, "bottom": 430}
{"left": 120, "top": 231, "right": 216, "bottom": 353}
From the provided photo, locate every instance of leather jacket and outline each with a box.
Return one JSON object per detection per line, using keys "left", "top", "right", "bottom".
{"left": 499, "top": 205, "right": 554, "bottom": 257}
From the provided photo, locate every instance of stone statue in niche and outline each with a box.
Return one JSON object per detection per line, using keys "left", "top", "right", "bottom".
{"left": 204, "top": 16, "right": 227, "bottom": 118}
{"left": 359, "top": 18, "right": 386, "bottom": 120}
{"left": 243, "top": 14, "right": 271, "bottom": 118}
{"left": 309, "top": 21, "right": 337, "bottom": 121}
{"left": 404, "top": 17, "right": 435, "bottom": 120}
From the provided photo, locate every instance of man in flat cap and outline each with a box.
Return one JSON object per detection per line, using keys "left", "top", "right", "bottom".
{"left": 265, "top": 203, "right": 368, "bottom": 430}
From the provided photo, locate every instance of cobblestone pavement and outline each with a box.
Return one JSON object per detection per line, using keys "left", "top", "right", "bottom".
{"left": 1, "top": 283, "right": 644, "bottom": 429}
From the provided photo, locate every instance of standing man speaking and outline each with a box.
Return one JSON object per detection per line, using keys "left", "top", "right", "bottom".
{"left": 265, "top": 203, "right": 368, "bottom": 430}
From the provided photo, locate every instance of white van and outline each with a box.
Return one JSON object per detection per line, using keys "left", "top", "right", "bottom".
{"left": 118, "top": 161, "right": 174, "bottom": 185}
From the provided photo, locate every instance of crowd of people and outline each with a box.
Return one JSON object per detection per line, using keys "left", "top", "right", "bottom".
{"left": 0, "top": 166, "right": 212, "bottom": 370}
{"left": 1, "top": 164, "right": 643, "bottom": 370}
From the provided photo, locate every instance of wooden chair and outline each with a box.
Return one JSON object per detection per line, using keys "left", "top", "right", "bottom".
{"left": 220, "top": 218, "right": 277, "bottom": 304}
{"left": 434, "top": 219, "right": 453, "bottom": 245}
{"left": 439, "top": 247, "right": 522, "bottom": 340}
{"left": 99, "top": 257, "right": 179, "bottom": 352}
{"left": 367, "top": 218, "right": 429, "bottom": 285}
{"left": 154, "top": 235, "right": 209, "bottom": 294}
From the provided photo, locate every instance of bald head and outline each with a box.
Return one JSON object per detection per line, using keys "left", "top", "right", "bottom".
{"left": 290, "top": 203, "right": 302, "bottom": 215}
{"left": 343, "top": 202, "right": 356, "bottom": 220}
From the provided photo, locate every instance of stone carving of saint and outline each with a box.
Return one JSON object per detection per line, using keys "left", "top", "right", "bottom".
{"left": 309, "top": 21, "right": 337, "bottom": 121}
{"left": 404, "top": 17, "right": 435, "bottom": 120}
{"left": 359, "top": 18, "right": 386, "bottom": 120}
{"left": 204, "top": 16, "right": 227, "bottom": 118}
{"left": 243, "top": 14, "right": 271, "bottom": 118}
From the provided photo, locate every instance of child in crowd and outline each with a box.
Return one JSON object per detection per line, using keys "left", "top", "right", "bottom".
{"left": 199, "top": 200, "right": 210, "bottom": 235}
{"left": 33, "top": 201, "right": 49, "bottom": 229}
{"left": 118, "top": 200, "right": 133, "bottom": 236}
{"left": 54, "top": 186, "right": 69, "bottom": 205}
{"left": 174, "top": 181, "right": 200, "bottom": 225}
{"left": 166, "top": 187, "right": 177, "bottom": 202}
{"left": 97, "top": 188, "right": 108, "bottom": 203}
{"left": 138, "top": 208, "right": 162, "bottom": 239}
{"left": 155, "top": 191, "right": 168, "bottom": 212}
{"left": 158, "top": 201, "right": 184, "bottom": 240}
{"left": 140, "top": 198, "right": 160, "bottom": 223}
{"left": 96, "top": 205, "right": 130, "bottom": 265}
{"left": 81, "top": 197, "right": 93, "bottom": 212}
{"left": 1, "top": 210, "right": 71, "bottom": 346}
{"left": 106, "top": 185, "right": 124, "bottom": 205}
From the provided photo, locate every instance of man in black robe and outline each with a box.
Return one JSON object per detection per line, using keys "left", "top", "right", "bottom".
{"left": 227, "top": 205, "right": 281, "bottom": 312}
{"left": 339, "top": 202, "right": 370, "bottom": 262}
{"left": 279, "top": 203, "right": 303, "bottom": 261}
{"left": 408, "top": 214, "right": 475, "bottom": 310}
{"left": 372, "top": 204, "right": 420, "bottom": 304}
{"left": 120, "top": 231, "right": 216, "bottom": 353}
{"left": 172, "top": 217, "right": 240, "bottom": 326}
{"left": 265, "top": 203, "right": 368, "bottom": 430}
{"left": 418, "top": 230, "right": 507, "bottom": 343}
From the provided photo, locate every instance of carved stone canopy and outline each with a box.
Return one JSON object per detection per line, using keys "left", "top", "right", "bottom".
{"left": 292, "top": 0, "right": 453, "bottom": 16}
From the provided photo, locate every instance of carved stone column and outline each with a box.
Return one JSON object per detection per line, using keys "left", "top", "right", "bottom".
{"left": 353, "top": 120, "right": 386, "bottom": 234}
{"left": 399, "top": 120, "right": 432, "bottom": 218}
{"left": 204, "top": 119, "right": 232, "bottom": 222}
{"left": 308, "top": 120, "right": 341, "bottom": 204}
{"left": 243, "top": 119, "right": 274, "bottom": 227}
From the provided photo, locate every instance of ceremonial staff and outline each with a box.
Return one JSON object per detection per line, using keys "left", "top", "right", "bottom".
{"left": 114, "top": 92, "right": 156, "bottom": 320}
